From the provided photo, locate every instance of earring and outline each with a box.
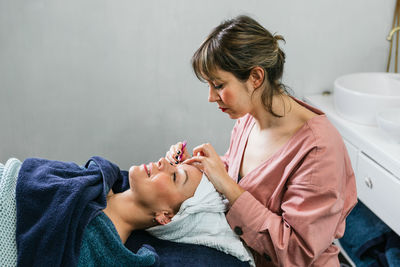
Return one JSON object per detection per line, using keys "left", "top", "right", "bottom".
{"left": 152, "top": 218, "right": 156, "bottom": 223}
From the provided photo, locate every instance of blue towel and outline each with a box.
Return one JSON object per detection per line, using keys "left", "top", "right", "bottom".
{"left": 126, "top": 230, "right": 250, "bottom": 267}
{"left": 78, "top": 211, "right": 158, "bottom": 267}
{"left": 339, "top": 201, "right": 400, "bottom": 267}
{"left": 16, "top": 156, "right": 137, "bottom": 267}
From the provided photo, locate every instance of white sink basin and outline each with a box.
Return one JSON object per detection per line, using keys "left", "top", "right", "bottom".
{"left": 376, "top": 107, "right": 400, "bottom": 143}
{"left": 334, "top": 72, "right": 400, "bottom": 125}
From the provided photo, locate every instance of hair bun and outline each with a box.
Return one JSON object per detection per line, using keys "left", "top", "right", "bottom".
{"left": 272, "top": 34, "right": 285, "bottom": 53}
{"left": 273, "top": 34, "right": 285, "bottom": 43}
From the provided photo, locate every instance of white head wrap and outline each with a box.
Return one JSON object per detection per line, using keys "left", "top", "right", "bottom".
{"left": 146, "top": 174, "right": 255, "bottom": 266}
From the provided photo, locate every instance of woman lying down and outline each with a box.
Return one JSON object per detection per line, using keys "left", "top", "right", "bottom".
{"left": 0, "top": 156, "right": 254, "bottom": 267}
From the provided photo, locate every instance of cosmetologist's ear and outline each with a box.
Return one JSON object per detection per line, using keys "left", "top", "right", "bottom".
{"left": 154, "top": 211, "right": 174, "bottom": 225}
{"left": 249, "top": 66, "right": 265, "bottom": 89}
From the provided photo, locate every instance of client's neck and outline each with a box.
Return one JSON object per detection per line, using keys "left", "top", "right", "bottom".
{"left": 103, "top": 190, "right": 156, "bottom": 243}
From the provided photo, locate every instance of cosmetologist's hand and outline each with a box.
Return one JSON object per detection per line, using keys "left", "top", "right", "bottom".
{"left": 183, "top": 143, "right": 245, "bottom": 203}
{"left": 165, "top": 141, "right": 190, "bottom": 165}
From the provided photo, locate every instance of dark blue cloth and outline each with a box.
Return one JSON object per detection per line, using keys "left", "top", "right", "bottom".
{"left": 78, "top": 212, "right": 159, "bottom": 267}
{"left": 339, "top": 201, "right": 400, "bottom": 267}
{"left": 126, "top": 230, "right": 250, "bottom": 267}
{"left": 16, "top": 156, "right": 130, "bottom": 267}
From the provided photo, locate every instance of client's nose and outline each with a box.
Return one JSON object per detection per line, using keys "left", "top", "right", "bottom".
{"left": 157, "top": 158, "right": 174, "bottom": 172}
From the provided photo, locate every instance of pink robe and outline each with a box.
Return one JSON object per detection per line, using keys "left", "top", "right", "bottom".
{"left": 223, "top": 98, "right": 357, "bottom": 266}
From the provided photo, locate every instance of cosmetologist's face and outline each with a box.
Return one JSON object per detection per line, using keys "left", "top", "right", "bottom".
{"left": 128, "top": 158, "right": 202, "bottom": 211}
{"left": 207, "top": 68, "right": 253, "bottom": 119}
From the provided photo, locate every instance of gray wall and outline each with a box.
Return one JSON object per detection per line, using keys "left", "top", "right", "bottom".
{"left": 0, "top": 0, "right": 394, "bottom": 169}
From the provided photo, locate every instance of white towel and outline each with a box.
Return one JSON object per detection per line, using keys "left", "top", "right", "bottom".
{"left": 0, "top": 158, "right": 22, "bottom": 267}
{"left": 146, "top": 174, "right": 255, "bottom": 266}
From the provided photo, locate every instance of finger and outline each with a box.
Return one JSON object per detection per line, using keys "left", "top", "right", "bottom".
{"left": 182, "top": 155, "right": 204, "bottom": 165}
{"left": 165, "top": 150, "right": 171, "bottom": 161}
{"left": 166, "top": 152, "right": 176, "bottom": 165}
{"left": 174, "top": 142, "right": 182, "bottom": 155}
{"left": 192, "top": 143, "right": 212, "bottom": 157}
{"left": 200, "top": 143, "right": 217, "bottom": 155}
{"left": 191, "top": 144, "right": 202, "bottom": 156}
{"left": 166, "top": 146, "right": 175, "bottom": 161}
{"left": 191, "top": 148, "right": 205, "bottom": 158}
{"left": 172, "top": 143, "right": 180, "bottom": 157}
{"left": 170, "top": 143, "right": 184, "bottom": 165}
{"left": 182, "top": 157, "right": 204, "bottom": 172}
{"left": 167, "top": 151, "right": 180, "bottom": 165}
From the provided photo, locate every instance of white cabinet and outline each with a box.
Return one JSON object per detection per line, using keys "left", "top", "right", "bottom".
{"left": 304, "top": 94, "right": 400, "bottom": 236}
{"left": 356, "top": 153, "right": 400, "bottom": 235}
{"left": 343, "top": 139, "right": 358, "bottom": 176}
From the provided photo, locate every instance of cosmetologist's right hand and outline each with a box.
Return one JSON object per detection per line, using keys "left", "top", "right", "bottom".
{"left": 165, "top": 141, "right": 190, "bottom": 165}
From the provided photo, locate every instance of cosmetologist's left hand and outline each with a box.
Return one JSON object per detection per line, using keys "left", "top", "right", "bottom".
{"left": 183, "top": 143, "right": 245, "bottom": 204}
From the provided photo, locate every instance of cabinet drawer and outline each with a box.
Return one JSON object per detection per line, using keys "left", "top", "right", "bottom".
{"left": 357, "top": 152, "right": 400, "bottom": 235}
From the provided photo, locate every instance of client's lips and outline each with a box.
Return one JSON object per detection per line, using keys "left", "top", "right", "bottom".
{"left": 219, "top": 107, "right": 228, "bottom": 112}
{"left": 142, "top": 164, "right": 150, "bottom": 177}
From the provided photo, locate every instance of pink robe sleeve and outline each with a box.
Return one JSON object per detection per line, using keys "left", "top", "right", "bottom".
{"left": 226, "top": 145, "right": 356, "bottom": 266}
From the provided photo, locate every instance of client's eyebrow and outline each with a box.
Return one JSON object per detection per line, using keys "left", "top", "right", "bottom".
{"left": 183, "top": 170, "right": 188, "bottom": 185}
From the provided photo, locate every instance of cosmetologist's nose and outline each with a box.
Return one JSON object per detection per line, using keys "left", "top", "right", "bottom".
{"left": 208, "top": 87, "right": 219, "bottom": 102}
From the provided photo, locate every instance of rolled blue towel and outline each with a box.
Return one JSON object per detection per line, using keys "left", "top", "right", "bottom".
{"left": 78, "top": 212, "right": 159, "bottom": 267}
{"left": 339, "top": 201, "right": 400, "bottom": 266}
{"left": 126, "top": 230, "right": 250, "bottom": 267}
{"left": 385, "top": 232, "right": 400, "bottom": 267}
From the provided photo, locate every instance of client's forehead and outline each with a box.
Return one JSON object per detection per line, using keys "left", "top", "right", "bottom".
{"left": 179, "top": 164, "right": 202, "bottom": 179}
{"left": 176, "top": 164, "right": 202, "bottom": 197}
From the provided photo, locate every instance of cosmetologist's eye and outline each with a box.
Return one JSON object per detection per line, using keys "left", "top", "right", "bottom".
{"left": 214, "top": 84, "right": 223, "bottom": 89}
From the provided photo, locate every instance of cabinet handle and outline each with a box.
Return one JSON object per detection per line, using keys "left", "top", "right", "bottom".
{"left": 364, "top": 177, "right": 373, "bottom": 189}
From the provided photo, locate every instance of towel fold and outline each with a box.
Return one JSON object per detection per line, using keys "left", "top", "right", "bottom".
{"left": 146, "top": 174, "right": 255, "bottom": 266}
{"left": 339, "top": 201, "right": 400, "bottom": 267}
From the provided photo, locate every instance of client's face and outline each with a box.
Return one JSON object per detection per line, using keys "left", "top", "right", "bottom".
{"left": 129, "top": 158, "right": 202, "bottom": 212}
